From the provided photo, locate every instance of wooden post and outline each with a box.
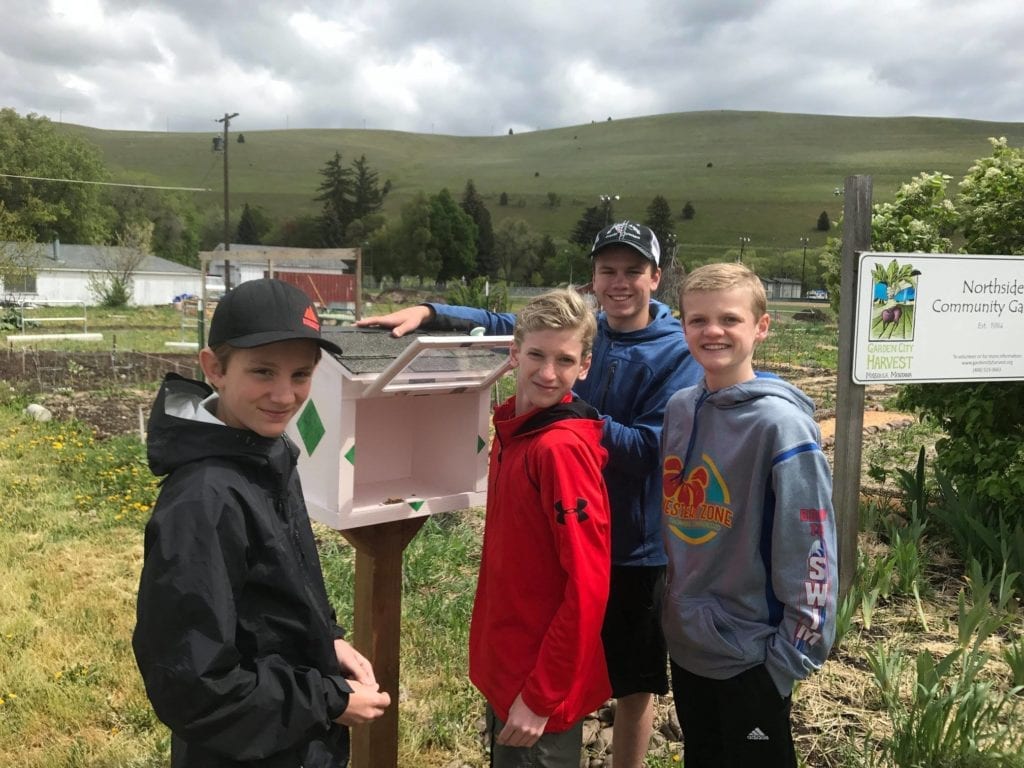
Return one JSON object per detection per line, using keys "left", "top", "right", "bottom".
{"left": 341, "top": 517, "right": 427, "bottom": 768}
{"left": 834, "top": 175, "right": 872, "bottom": 599}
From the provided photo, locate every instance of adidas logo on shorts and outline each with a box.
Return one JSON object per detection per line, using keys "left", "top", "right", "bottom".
{"left": 746, "top": 727, "right": 770, "bottom": 741}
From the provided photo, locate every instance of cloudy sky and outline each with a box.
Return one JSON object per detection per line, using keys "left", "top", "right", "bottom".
{"left": 2, "top": 0, "right": 1022, "bottom": 136}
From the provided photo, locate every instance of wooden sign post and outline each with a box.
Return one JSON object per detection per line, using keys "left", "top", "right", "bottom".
{"left": 342, "top": 517, "right": 428, "bottom": 768}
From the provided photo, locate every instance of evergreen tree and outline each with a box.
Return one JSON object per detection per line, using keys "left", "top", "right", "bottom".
{"left": 350, "top": 155, "right": 388, "bottom": 220}
{"left": 236, "top": 202, "right": 261, "bottom": 244}
{"left": 499, "top": 192, "right": 509, "bottom": 206}
{"left": 429, "top": 188, "right": 478, "bottom": 283}
{"left": 314, "top": 151, "right": 354, "bottom": 247}
{"left": 570, "top": 206, "right": 606, "bottom": 248}
{"left": 644, "top": 195, "right": 675, "bottom": 252}
{"left": 681, "top": 201, "right": 695, "bottom": 220}
{"left": 460, "top": 179, "right": 495, "bottom": 277}
{"left": 817, "top": 210, "right": 831, "bottom": 231}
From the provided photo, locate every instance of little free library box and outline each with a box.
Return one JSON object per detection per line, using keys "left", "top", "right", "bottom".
{"left": 286, "top": 327, "right": 513, "bottom": 530}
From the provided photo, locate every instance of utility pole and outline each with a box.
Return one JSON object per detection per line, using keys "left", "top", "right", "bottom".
{"left": 738, "top": 236, "right": 751, "bottom": 263}
{"left": 599, "top": 194, "right": 619, "bottom": 226}
{"left": 800, "top": 237, "right": 810, "bottom": 297}
{"left": 216, "top": 112, "right": 239, "bottom": 290}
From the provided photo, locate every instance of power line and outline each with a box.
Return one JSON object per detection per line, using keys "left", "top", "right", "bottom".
{"left": 0, "top": 173, "right": 211, "bottom": 192}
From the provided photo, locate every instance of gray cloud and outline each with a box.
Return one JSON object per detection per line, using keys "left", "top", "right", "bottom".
{"left": 2, "top": 0, "right": 1022, "bottom": 135}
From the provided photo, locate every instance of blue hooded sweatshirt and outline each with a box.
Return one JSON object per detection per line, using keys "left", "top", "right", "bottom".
{"left": 425, "top": 299, "right": 701, "bottom": 566}
{"left": 660, "top": 375, "right": 837, "bottom": 696}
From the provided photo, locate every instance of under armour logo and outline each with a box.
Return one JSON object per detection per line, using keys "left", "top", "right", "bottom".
{"left": 554, "top": 498, "right": 589, "bottom": 525}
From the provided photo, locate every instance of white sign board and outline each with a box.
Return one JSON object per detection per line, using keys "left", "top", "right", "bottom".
{"left": 853, "top": 252, "right": 1024, "bottom": 384}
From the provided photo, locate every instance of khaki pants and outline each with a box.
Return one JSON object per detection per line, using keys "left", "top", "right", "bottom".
{"left": 487, "top": 706, "right": 583, "bottom": 768}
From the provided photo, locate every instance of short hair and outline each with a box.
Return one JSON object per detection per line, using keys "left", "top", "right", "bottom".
{"left": 514, "top": 289, "right": 597, "bottom": 358}
{"left": 680, "top": 262, "right": 767, "bottom": 318}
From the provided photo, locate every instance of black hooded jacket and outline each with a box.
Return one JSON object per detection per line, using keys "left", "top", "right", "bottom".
{"left": 133, "top": 373, "right": 352, "bottom": 767}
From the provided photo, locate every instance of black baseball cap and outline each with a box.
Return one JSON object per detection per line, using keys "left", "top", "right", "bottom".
{"left": 589, "top": 220, "right": 661, "bottom": 267}
{"left": 207, "top": 278, "right": 342, "bottom": 355}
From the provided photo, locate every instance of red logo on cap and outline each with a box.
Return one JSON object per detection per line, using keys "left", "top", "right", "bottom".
{"left": 302, "top": 306, "right": 321, "bottom": 332}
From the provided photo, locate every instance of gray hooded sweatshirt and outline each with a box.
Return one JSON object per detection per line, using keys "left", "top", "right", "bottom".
{"left": 660, "top": 374, "right": 837, "bottom": 696}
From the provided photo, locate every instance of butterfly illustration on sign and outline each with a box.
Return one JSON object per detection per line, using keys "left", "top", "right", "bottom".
{"left": 869, "top": 259, "right": 922, "bottom": 341}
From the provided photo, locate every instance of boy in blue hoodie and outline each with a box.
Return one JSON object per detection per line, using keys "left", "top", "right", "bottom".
{"left": 660, "top": 263, "right": 837, "bottom": 768}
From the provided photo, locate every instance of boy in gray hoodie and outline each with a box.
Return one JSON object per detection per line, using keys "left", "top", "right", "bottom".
{"left": 660, "top": 263, "right": 837, "bottom": 767}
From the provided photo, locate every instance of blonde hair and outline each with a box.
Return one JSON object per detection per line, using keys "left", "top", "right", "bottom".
{"left": 680, "top": 262, "right": 767, "bottom": 319}
{"left": 514, "top": 289, "right": 597, "bottom": 358}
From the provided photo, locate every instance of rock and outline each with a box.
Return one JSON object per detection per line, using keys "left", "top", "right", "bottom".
{"left": 24, "top": 403, "right": 52, "bottom": 422}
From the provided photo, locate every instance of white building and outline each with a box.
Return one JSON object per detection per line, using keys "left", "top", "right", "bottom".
{"left": 1, "top": 240, "right": 204, "bottom": 306}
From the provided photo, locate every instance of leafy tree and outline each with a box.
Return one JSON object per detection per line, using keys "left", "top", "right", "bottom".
{"left": 0, "top": 202, "right": 40, "bottom": 292}
{"left": 88, "top": 220, "right": 152, "bottom": 306}
{"left": 493, "top": 218, "right": 539, "bottom": 283}
{"left": 535, "top": 234, "right": 561, "bottom": 284}
{"left": 822, "top": 139, "right": 1024, "bottom": 528}
{"left": 0, "top": 108, "right": 112, "bottom": 244}
{"left": 460, "top": 180, "right": 495, "bottom": 277}
{"left": 644, "top": 195, "right": 675, "bottom": 253}
{"left": 429, "top": 188, "right": 477, "bottom": 283}
{"left": 681, "top": 201, "right": 695, "bottom": 220}
{"left": 957, "top": 137, "right": 1024, "bottom": 255}
{"left": 546, "top": 192, "right": 561, "bottom": 208}
{"left": 397, "top": 194, "right": 437, "bottom": 281}
{"left": 101, "top": 186, "right": 201, "bottom": 267}
{"left": 268, "top": 214, "right": 321, "bottom": 248}
{"left": 569, "top": 206, "right": 606, "bottom": 249}
{"left": 314, "top": 151, "right": 354, "bottom": 247}
{"left": 816, "top": 210, "right": 831, "bottom": 231}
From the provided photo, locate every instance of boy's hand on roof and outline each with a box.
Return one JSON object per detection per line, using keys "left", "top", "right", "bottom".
{"left": 354, "top": 305, "right": 434, "bottom": 337}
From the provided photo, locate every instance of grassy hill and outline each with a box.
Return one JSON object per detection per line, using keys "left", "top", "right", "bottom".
{"left": 60, "top": 110, "right": 1024, "bottom": 265}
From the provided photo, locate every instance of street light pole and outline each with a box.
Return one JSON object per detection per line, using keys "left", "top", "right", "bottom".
{"left": 216, "top": 112, "right": 239, "bottom": 289}
{"left": 599, "top": 194, "right": 620, "bottom": 226}
{"left": 738, "top": 236, "right": 751, "bottom": 263}
{"left": 800, "top": 237, "right": 810, "bottom": 297}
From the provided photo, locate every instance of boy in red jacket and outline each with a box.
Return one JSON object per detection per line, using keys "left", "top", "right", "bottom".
{"left": 469, "top": 289, "right": 612, "bottom": 767}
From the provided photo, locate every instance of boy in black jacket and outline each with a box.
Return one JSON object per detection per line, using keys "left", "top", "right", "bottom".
{"left": 134, "top": 279, "right": 390, "bottom": 767}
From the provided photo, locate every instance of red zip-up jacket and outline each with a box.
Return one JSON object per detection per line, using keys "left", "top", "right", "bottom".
{"left": 469, "top": 395, "right": 612, "bottom": 732}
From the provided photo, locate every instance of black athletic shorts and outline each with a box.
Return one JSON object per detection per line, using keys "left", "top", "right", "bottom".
{"left": 600, "top": 564, "right": 669, "bottom": 697}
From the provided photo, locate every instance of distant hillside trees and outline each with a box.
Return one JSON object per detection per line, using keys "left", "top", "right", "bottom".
{"left": 644, "top": 195, "right": 675, "bottom": 252}
{"left": 817, "top": 210, "right": 831, "bottom": 231}
{"left": 460, "top": 180, "right": 495, "bottom": 277}
{"left": 681, "top": 201, "right": 695, "bottom": 220}
{"left": 0, "top": 108, "right": 111, "bottom": 244}
{"left": 314, "top": 152, "right": 389, "bottom": 247}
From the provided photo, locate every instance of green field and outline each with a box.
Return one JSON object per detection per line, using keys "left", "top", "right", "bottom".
{"left": 59, "top": 110, "right": 1024, "bottom": 264}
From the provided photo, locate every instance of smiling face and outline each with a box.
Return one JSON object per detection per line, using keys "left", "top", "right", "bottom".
{"left": 682, "top": 286, "right": 770, "bottom": 391}
{"left": 199, "top": 339, "right": 320, "bottom": 437}
{"left": 591, "top": 246, "right": 661, "bottom": 332}
{"left": 510, "top": 327, "right": 592, "bottom": 416}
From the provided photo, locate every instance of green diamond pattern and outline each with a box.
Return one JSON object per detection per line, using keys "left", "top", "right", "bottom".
{"left": 477, "top": 435, "right": 486, "bottom": 453}
{"left": 344, "top": 445, "right": 356, "bottom": 465}
{"left": 296, "top": 401, "right": 326, "bottom": 456}
{"left": 409, "top": 500, "right": 425, "bottom": 511}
